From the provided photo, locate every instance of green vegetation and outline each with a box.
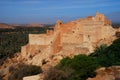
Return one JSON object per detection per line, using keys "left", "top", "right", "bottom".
{"left": 44, "top": 55, "right": 99, "bottom": 80}
{"left": 91, "top": 38, "right": 120, "bottom": 67}
{"left": 56, "top": 55, "right": 99, "bottom": 80}
{"left": 0, "top": 33, "right": 28, "bottom": 59}
{"left": 90, "top": 44, "right": 107, "bottom": 57}
{"left": 8, "top": 63, "right": 42, "bottom": 80}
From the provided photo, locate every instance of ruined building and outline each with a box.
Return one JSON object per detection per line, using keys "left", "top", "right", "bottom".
{"left": 21, "top": 12, "right": 116, "bottom": 66}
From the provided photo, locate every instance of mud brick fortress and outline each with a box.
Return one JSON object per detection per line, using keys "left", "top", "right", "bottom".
{"left": 21, "top": 12, "right": 116, "bottom": 66}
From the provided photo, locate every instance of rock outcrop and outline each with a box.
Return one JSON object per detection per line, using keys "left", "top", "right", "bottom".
{"left": 87, "top": 66, "right": 120, "bottom": 80}
{"left": 23, "top": 74, "right": 44, "bottom": 80}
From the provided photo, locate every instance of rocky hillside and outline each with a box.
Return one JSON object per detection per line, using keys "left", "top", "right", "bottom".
{"left": 88, "top": 66, "right": 120, "bottom": 80}
{"left": 0, "top": 23, "right": 14, "bottom": 29}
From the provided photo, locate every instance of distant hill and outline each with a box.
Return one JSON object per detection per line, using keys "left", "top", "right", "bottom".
{"left": 29, "top": 23, "right": 44, "bottom": 27}
{"left": 12, "top": 23, "right": 44, "bottom": 27}
{"left": 0, "top": 23, "right": 14, "bottom": 29}
{"left": 11, "top": 23, "right": 55, "bottom": 28}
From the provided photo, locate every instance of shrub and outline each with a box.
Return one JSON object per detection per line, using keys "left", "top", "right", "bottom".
{"left": 0, "top": 75, "right": 3, "bottom": 80}
{"left": 98, "top": 38, "right": 120, "bottom": 66}
{"left": 55, "top": 54, "right": 99, "bottom": 80}
{"left": 90, "top": 38, "right": 120, "bottom": 67}
{"left": 43, "top": 68, "right": 67, "bottom": 80}
{"left": 90, "top": 44, "right": 107, "bottom": 57}
{"left": 8, "top": 63, "right": 42, "bottom": 80}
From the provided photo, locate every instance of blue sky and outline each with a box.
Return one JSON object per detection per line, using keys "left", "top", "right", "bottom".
{"left": 0, "top": 0, "right": 120, "bottom": 24}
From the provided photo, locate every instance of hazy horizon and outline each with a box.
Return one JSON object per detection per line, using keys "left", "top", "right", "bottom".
{"left": 0, "top": 0, "right": 120, "bottom": 24}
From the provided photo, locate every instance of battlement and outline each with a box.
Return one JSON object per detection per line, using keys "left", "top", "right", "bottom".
{"left": 95, "top": 12, "right": 111, "bottom": 25}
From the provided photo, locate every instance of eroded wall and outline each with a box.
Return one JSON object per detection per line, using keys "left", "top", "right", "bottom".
{"left": 29, "top": 34, "right": 54, "bottom": 45}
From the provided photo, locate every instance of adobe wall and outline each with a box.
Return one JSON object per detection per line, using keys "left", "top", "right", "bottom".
{"left": 21, "top": 44, "right": 47, "bottom": 58}
{"left": 62, "top": 33, "right": 84, "bottom": 44}
{"left": 76, "top": 21, "right": 83, "bottom": 33}
{"left": 82, "top": 21, "right": 104, "bottom": 26}
{"left": 29, "top": 34, "right": 54, "bottom": 45}
{"left": 62, "top": 43, "right": 89, "bottom": 55}
{"left": 51, "top": 32, "right": 62, "bottom": 54}
{"left": 95, "top": 12, "right": 112, "bottom": 25}
{"left": 101, "top": 25, "right": 115, "bottom": 39}
{"left": 60, "top": 21, "right": 76, "bottom": 34}
{"left": 21, "top": 45, "right": 27, "bottom": 58}
{"left": 81, "top": 25, "right": 102, "bottom": 42}
{"left": 21, "top": 44, "right": 31, "bottom": 58}
{"left": 95, "top": 12, "right": 106, "bottom": 21}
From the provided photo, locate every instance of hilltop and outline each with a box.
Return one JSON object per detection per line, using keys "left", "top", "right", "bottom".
{"left": 11, "top": 23, "right": 54, "bottom": 28}
{"left": 0, "top": 23, "right": 14, "bottom": 29}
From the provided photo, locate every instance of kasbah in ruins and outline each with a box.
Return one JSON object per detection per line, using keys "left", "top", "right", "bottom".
{"left": 19, "top": 12, "right": 119, "bottom": 68}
